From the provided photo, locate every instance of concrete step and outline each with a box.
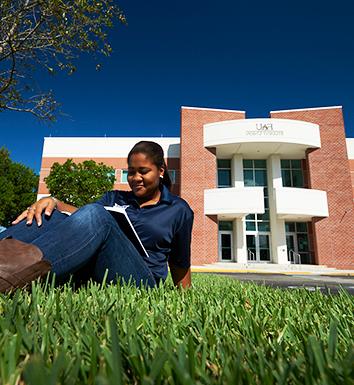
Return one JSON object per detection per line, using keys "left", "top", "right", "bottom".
{"left": 192, "top": 262, "right": 354, "bottom": 275}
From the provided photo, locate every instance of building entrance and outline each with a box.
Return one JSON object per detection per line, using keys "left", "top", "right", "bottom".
{"left": 286, "top": 232, "right": 301, "bottom": 264}
{"left": 285, "top": 222, "right": 311, "bottom": 264}
{"left": 246, "top": 233, "right": 271, "bottom": 262}
{"left": 218, "top": 231, "right": 233, "bottom": 261}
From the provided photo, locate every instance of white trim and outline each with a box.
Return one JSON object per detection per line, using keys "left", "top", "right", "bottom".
{"left": 270, "top": 106, "right": 342, "bottom": 113}
{"left": 181, "top": 106, "right": 245, "bottom": 113}
{"left": 204, "top": 118, "right": 321, "bottom": 150}
{"left": 346, "top": 138, "right": 354, "bottom": 159}
{"left": 275, "top": 187, "right": 329, "bottom": 218}
{"left": 42, "top": 137, "right": 180, "bottom": 158}
{"left": 204, "top": 187, "right": 264, "bottom": 216}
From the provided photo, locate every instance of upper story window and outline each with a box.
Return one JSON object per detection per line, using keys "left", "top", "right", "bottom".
{"left": 217, "top": 159, "right": 231, "bottom": 188}
{"left": 281, "top": 160, "right": 304, "bottom": 188}
{"left": 243, "top": 160, "right": 270, "bottom": 231}
{"left": 169, "top": 169, "right": 177, "bottom": 184}
{"left": 121, "top": 169, "right": 128, "bottom": 183}
{"left": 243, "top": 159, "right": 268, "bottom": 187}
{"left": 218, "top": 221, "right": 233, "bottom": 231}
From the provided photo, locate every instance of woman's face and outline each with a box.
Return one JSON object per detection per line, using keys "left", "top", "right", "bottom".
{"left": 127, "top": 153, "right": 164, "bottom": 199}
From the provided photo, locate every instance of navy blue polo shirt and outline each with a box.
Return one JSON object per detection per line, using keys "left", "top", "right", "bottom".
{"left": 95, "top": 185, "right": 194, "bottom": 280}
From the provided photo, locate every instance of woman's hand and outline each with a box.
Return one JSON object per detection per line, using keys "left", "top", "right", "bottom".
{"left": 12, "top": 196, "right": 58, "bottom": 226}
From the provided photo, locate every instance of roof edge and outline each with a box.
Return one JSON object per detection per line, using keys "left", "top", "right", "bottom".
{"left": 181, "top": 106, "right": 245, "bottom": 113}
{"left": 270, "top": 106, "right": 343, "bottom": 113}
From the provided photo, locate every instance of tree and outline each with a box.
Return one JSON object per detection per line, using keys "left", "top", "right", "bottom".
{"left": 0, "top": 147, "right": 39, "bottom": 226}
{"left": 45, "top": 159, "right": 116, "bottom": 207}
{"left": 0, "top": 0, "right": 126, "bottom": 121}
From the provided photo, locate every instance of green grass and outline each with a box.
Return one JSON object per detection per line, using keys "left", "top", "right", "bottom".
{"left": 0, "top": 274, "right": 353, "bottom": 385}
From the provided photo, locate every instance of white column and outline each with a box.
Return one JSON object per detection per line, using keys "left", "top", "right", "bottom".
{"left": 232, "top": 154, "right": 244, "bottom": 188}
{"left": 267, "top": 155, "right": 289, "bottom": 264}
{"left": 269, "top": 155, "right": 283, "bottom": 189}
{"left": 232, "top": 155, "right": 247, "bottom": 263}
{"left": 235, "top": 217, "right": 247, "bottom": 263}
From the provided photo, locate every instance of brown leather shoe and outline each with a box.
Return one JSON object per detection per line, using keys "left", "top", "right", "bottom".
{"left": 0, "top": 238, "right": 51, "bottom": 293}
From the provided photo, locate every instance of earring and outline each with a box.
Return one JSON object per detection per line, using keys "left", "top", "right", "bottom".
{"left": 160, "top": 175, "right": 163, "bottom": 179}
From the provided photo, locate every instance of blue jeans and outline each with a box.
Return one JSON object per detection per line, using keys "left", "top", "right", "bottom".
{"left": 0, "top": 204, "right": 156, "bottom": 287}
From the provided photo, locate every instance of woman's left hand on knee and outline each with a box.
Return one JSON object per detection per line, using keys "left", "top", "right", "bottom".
{"left": 12, "top": 197, "right": 57, "bottom": 227}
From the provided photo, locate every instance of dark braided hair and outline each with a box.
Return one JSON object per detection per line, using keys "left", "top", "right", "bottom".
{"left": 127, "top": 141, "right": 172, "bottom": 191}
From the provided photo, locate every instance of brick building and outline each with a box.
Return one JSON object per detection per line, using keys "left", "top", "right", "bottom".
{"left": 38, "top": 106, "right": 354, "bottom": 269}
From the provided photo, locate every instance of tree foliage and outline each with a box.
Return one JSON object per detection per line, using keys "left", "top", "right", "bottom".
{"left": 45, "top": 159, "right": 116, "bottom": 207}
{"left": 0, "top": 0, "right": 126, "bottom": 121}
{"left": 0, "top": 147, "right": 39, "bottom": 226}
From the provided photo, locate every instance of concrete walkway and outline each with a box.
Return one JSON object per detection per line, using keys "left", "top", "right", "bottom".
{"left": 191, "top": 262, "right": 354, "bottom": 276}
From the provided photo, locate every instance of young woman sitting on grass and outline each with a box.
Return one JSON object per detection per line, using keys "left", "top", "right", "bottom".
{"left": 0, "top": 141, "right": 193, "bottom": 292}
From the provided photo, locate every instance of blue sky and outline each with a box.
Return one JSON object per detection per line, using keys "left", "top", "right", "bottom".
{"left": 1, "top": 0, "right": 354, "bottom": 173}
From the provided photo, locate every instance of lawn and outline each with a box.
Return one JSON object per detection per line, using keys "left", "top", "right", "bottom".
{"left": 0, "top": 274, "right": 353, "bottom": 385}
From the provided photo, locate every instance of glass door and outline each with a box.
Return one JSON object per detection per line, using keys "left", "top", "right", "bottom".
{"left": 286, "top": 233, "right": 296, "bottom": 250}
{"left": 258, "top": 233, "right": 271, "bottom": 261}
{"left": 246, "top": 234, "right": 256, "bottom": 261}
{"left": 285, "top": 222, "right": 311, "bottom": 264}
{"left": 286, "top": 232, "right": 300, "bottom": 264}
{"left": 219, "top": 231, "right": 233, "bottom": 261}
{"left": 247, "top": 233, "right": 271, "bottom": 262}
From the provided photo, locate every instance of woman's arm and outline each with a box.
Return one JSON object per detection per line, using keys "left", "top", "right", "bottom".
{"left": 169, "top": 262, "right": 191, "bottom": 288}
{"left": 168, "top": 204, "right": 194, "bottom": 289}
{"left": 54, "top": 199, "right": 78, "bottom": 214}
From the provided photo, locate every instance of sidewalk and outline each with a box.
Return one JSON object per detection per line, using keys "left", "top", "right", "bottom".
{"left": 191, "top": 262, "right": 354, "bottom": 276}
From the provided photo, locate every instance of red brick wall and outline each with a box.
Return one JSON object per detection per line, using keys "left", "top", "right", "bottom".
{"left": 349, "top": 159, "right": 354, "bottom": 199}
{"left": 180, "top": 107, "right": 246, "bottom": 265}
{"left": 271, "top": 108, "right": 354, "bottom": 269}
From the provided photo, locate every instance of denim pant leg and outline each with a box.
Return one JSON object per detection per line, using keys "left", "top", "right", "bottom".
{"left": 30, "top": 204, "right": 156, "bottom": 287}
{"left": 0, "top": 210, "right": 69, "bottom": 242}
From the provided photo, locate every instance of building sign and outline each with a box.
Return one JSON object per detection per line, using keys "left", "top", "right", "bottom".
{"left": 246, "top": 123, "right": 284, "bottom": 136}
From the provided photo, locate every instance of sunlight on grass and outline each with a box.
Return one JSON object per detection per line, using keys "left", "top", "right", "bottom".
{"left": 0, "top": 274, "right": 352, "bottom": 384}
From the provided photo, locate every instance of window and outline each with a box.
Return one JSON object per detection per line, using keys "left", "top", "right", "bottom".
{"left": 281, "top": 160, "right": 304, "bottom": 188}
{"left": 243, "top": 160, "right": 270, "bottom": 232}
{"left": 169, "top": 169, "right": 177, "bottom": 184}
{"left": 243, "top": 160, "right": 268, "bottom": 187}
{"left": 217, "top": 159, "right": 231, "bottom": 188}
{"left": 218, "top": 221, "right": 233, "bottom": 231}
{"left": 121, "top": 169, "right": 128, "bottom": 183}
{"left": 246, "top": 216, "right": 270, "bottom": 232}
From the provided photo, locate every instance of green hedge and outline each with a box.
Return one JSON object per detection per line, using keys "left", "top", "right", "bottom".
{"left": 0, "top": 274, "right": 353, "bottom": 384}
